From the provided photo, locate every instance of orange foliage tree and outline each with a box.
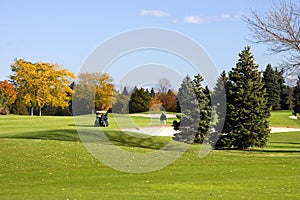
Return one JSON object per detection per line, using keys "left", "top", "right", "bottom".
{"left": 0, "top": 80, "right": 18, "bottom": 107}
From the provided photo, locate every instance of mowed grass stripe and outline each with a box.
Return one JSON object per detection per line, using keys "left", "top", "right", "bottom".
{"left": 0, "top": 112, "right": 299, "bottom": 199}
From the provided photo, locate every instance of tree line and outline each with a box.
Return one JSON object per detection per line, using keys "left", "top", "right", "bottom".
{"left": 1, "top": 47, "right": 300, "bottom": 150}
{"left": 172, "top": 46, "right": 300, "bottom": 149}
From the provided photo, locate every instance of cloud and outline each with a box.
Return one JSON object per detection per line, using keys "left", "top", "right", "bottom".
{"left": 140, "top": 9, "right": 170, "bottom": 17}
{"left": 184, "top": 13, "right": 243, "bottom": 24}
{"left": 184, "top": 16, "right": 203, "bottom": 24}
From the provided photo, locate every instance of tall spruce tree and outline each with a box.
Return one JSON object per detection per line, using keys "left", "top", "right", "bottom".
{"left": 211, "top": 71, "right": 228, "bottom": 147}
{"left": 292, "top": 76, "right": 300, "bottom": 116}
{"left": 263, "top": 64, "right": 281, "bottom": 110}
{"left": 217, "top": 46, "right": 270, "bottom": 149}
{"left": 173, "top": 75, "right": 200, "bottom": 143}
{"left": 192, "top": 74, "right": 212, "bottom": 143}
{"left": 213, "top": 71, "right": 227, "bottom": 124}
{"left": 173, "top": 74, "right": 211, "bottom": 144}
{"left": 276, "top": 68, "right": 291, "bottom": 110}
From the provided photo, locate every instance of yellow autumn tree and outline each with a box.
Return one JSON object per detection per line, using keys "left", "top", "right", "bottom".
{"left": 73, "top": 72, "right": 116, "bottom": 114}
{"left": 94, "top": 73, "right": 116, "bottom": 111}
{"left": 10, "top": 59, "right": 75, "bottom": 116}
{"left": 73, "top": 73, "right": 98, "bottom": 114}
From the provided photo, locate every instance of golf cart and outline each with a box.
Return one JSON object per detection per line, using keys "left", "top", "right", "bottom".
{"left": 94, "top": 110, "right": 109, "bottom": 127}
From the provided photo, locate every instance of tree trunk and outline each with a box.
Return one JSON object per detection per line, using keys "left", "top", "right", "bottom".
{"left": 39, "top": 107, "right": 42, "bottom": 116}
{"left": 31, "top": 107, "right": 34, "bottom": 116}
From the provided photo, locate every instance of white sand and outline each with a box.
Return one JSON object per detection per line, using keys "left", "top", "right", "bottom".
{"left": 120, "top": 126, "right": 300, "bottom": 136}
{"left": 130, "top": 113, "right": 177, "bottom": 118}
{"left": 120, "top": 126, "right": 177, "bottom": 137}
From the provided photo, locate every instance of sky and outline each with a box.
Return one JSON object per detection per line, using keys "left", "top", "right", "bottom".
{"left": 0, "top": 0, "right": 284, "bottom": 89}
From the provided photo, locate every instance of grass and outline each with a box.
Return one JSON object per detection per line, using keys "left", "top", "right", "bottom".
{"left": 0, "top": 113, "right": 299, "bottom": 199}
{"left": 269, "top": 110, "right": 300, "bottom": 128}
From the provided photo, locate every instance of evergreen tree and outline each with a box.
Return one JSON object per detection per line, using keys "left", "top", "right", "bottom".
{"left": 216, "top": 46, "right": 270, "bottom": 149}
{"left": 173, "top": 75, "right": 200, "bottom": 143}
{"left": 292, "top": 76, "right": 300, "bottom": 116}
{"left": 122, "top": 86, "right": 129, "bottom": 96}
{"left": 192, "top": 74, "right": 212, "bottom": 143}
{"left": 173, "top": 74, "right": 211, "bottom": 144}
{"left": 10, "top": 93, "right": 29, "bottom": 115}
{"left": 263, "top": 64, "right": 281, "bottom": 110}
{"left": 213, "top": 71, "right": 227, "bottom": 124}
{"left": 211, "top": 71, "right": 228, "bottom": 147}
{"left": 129, "top": 87, "right": 151, "bottom": 113}
{"left": 112, "top": 92, "right": 130, "bottom": 114}
{"left": 276, "top": 68, "right": 290, "bottom": 110}
{"left": 0, "top": 89, "right": 7, "bottom": 114}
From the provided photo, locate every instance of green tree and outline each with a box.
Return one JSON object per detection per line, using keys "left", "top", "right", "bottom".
{"left": 129, "top": 87, "right": 151, "bottom": 113}
{"left": 212, "top": 71, "right": 227, "bottom": 125}
{"left": 262, "top": 64, "right": 281, "bottom": 110}
{"left": 192, "top": 74, "right": 212, "bottom": 143}
{"left": 122, "top": 86, "right": 129, "bottom": 96}
{"left": 10, "top": 93, "right": 29, "bottom": 115}
{"left": 112, "top": 92, "right": 130, "bottom": 114}
{"left": 173, "top": 75, "right": 200, "bottom": 143}
{"left": 276, "top": 68, "right": 292, "bottom": 110}
{"left": 0, "top": 89, "right": 7, "bottom": 114}
{"left": 216, "top": 46, "right": 270, "bottom": 149}
{"left": 211, "top": 71, "right": 228, "bottom": 148}
{"left": 292, "top": 76, "right": 300, "bottom": 116}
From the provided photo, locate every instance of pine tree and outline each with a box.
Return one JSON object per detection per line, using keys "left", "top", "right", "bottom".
{"left": 112, "top": 91, "right": 130, "bottom": 114}
{"left": 173, "top": 75, "right": 200, "bottom": 143}
{"left": 276, "top": 68, "right": 291, "bottom": 110}
{"left": 192, "top": 74, "right": 212, "bottom": 143}
{"left": 0, "top": 89, "right": 7, "bottom": 114}
{"left": 173, "top": 74, "right": 211, "bottom": 144}
{"left": 211, "top": 71, "right": 228, "bottom": 147}
{"left": 292, "top": 76, "right": 300, "bottom": 116}
{"left": 213, "top": 71, "right": 227, "bottom": 124}
{"left": 122, "top": 86, "right": 129, "bottom": 96}
{"left": 217, "top": 46, "right": 270, "bottom": 149}
{"left": 263, "top": 64, "right": 281, "bottom": 110}
{"left": 129, "top": 87, "right": 151, "bottom": 113}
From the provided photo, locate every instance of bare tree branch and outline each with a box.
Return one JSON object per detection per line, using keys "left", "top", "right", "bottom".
{"left": 243, "top": 0, "right": 300, "bottom": 75}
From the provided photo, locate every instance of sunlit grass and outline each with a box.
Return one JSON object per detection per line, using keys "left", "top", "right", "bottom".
{"left": 0, "top": 114, "right": 299, "bottom": 199}
{"left": 269, "top": 110, "right": 300, "bottom": 128}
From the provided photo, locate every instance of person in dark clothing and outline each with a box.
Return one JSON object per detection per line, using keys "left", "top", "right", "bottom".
{"left": 160, "top": 113, "right": 167, "bottom": 125}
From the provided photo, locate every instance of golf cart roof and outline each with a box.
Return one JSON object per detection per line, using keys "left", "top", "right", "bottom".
{"left": 96, "top": 110, "right": 107, "bottom": 114}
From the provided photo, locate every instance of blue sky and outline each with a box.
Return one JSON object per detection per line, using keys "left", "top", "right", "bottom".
{"left": 0, "top": 0, "right": 282, "bottom": 86}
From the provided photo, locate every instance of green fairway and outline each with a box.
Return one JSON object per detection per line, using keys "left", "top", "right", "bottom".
{"left": 0, "top": 114, "right": 299, "bottom": 199}
{"left": 269, "top": 110, "right": 300, "bottom": 128}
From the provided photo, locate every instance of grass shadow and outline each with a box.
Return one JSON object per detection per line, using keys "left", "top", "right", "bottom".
{"left": 249, "top": 149, "right": 300, "bottom": 153}
{"left": 102, "top": 130, "right": 174, "bottom": 150}
{"left": 270, "top": 141, "right": 300, "bottom": 145}
{"left": 0, "top": 129, "right": 80, "bottom": 142}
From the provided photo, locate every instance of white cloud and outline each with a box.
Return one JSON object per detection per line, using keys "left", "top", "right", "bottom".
{"left": 140, "top": 9, "right": 170, "bottom": 17}
{"left": 184, "top": 16, "right": 203, "bottom": 24}
{"left": 183, "top": 13, "right": 243, "bottom": 24}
